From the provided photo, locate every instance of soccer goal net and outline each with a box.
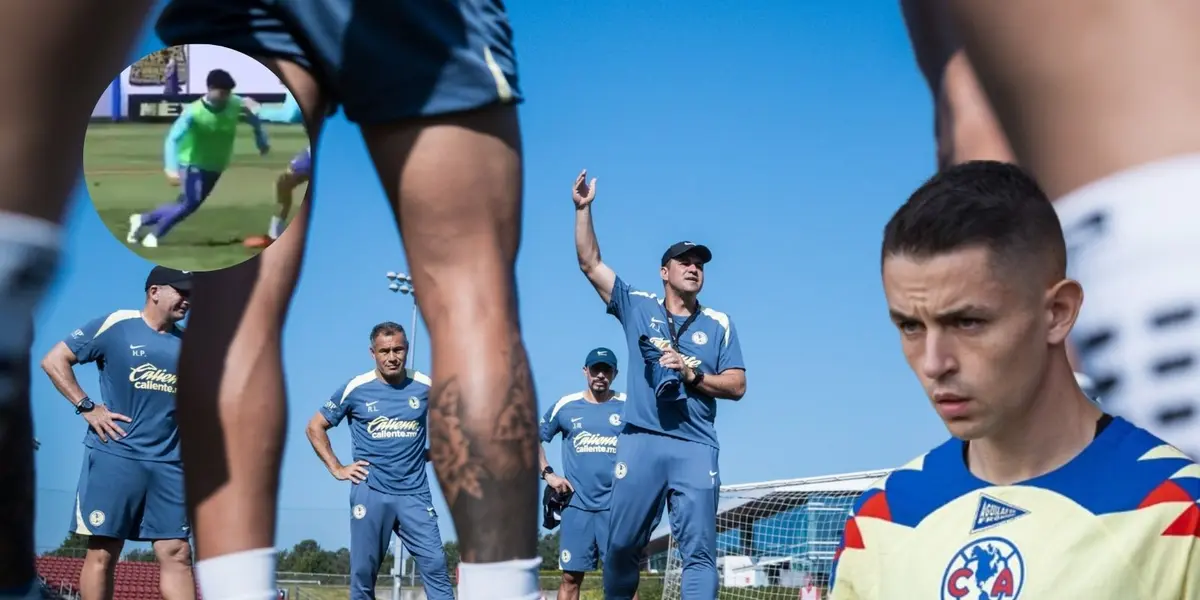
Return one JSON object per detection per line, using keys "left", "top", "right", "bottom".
{"left": 660, "top": 470, "right": 890, "bottom": 600}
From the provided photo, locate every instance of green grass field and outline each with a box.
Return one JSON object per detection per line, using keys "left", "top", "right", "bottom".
{"left": 83, "top": 122, "right": 308, "bottom": 271}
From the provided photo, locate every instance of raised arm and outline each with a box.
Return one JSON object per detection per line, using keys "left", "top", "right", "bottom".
{"left": 255, "top": 94, "right": 304, "bottom": 124}
{"left": 239, "top": 97, "right": 270, "bottom": 154}
{"left": 572, "top": 169, "right": 617, "bottom": 304}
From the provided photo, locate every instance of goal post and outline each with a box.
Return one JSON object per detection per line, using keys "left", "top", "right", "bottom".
{"left": 659, "top": 470, "right": 890, "bottom": 600}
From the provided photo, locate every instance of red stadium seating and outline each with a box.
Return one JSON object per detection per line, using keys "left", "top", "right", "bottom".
{"left": 37, "top": 555, "right": 203, "bottom": 600}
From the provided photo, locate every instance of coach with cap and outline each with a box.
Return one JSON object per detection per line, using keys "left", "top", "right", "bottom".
{"left": 570, "top": 169, "right": 747, "bottom": 599}
{"left": 538, "top": 346, "right": 629, "bottom": 600}
{"left": 39, "top": 264, "right": 194, "bottom": 600}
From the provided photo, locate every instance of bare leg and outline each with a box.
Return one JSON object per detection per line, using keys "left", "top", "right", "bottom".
{"left": 175, "top": 59, "right": 325, "bottom": 563}
{"left": 0, "top": 2, "right": 152, "bottom": 591}
{"left": 361, "top": 104, "right": 538, "bottom": 564}
{"left": 153, "top": 539, "right": 196, "bottom": 600}
{"left": 946, "top": 0, "right": 1200, "bottom": 198}
{"left": 271, "top": 172, "right": 307, "bottom": 237}
{"left": 948, "top": 0, "right": 1200, "bottom": 448}
{"left": 900, "top": 0, "right": 1013, "bottom": 169}
{"left": 557, "top": 572, "right": 582, "bottom": 600}
{"left": 79, "top": 537, "right": 123, "bottom": 600}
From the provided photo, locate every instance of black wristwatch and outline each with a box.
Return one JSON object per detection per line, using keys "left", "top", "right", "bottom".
{"left": 688, "top": 371, "right": 705, "bottom": 388}
{"left": 541, "top": 466, "right": 554, "bottom": 480}
{"left": 75, "top": 397, "right": 95, "bottom": 414}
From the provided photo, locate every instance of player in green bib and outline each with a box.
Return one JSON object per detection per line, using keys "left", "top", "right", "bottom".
{"left": 126, "top": 69, "right": 270, "bottom": 248}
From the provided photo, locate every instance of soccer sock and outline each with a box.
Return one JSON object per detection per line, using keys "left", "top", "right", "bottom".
{"left": 0, "top": 212, "right": 60, "bottom": 361}
{"left": 268, "top": 216, "right": 283, "bottom": 240}
{"left": 457, "top": 558, "right": 542, "bottom": 600}
{"left": 194, "top": 548, "right": 278, "bottom": 600}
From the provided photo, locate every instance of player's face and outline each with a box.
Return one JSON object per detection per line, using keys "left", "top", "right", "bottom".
{"left": 661, "top": 255, "right": 705, "bottom": 295}
{"left": 206, "top": 88, "right": 232, "bottom": 108}
{"left": 151, "top": 284, "right": 190, "bottom": 321}
{"left": 882, "top": 247, "right": 1050, "bottom": 440}
{"left": 584, "top": 364, "right": 615, "bottom": 393}
{"left": 371, "top": 333, "right": 408, "bottom": 378}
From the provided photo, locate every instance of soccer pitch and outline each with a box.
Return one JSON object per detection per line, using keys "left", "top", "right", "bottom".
{"left": 82, "top": 122, "right": 308, "bottom": 271}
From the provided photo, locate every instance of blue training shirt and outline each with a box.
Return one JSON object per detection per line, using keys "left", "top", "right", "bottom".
{"left": 320, "top": 369, "right": 432, "bottom": 496}
{"left": 64, "top": 310, "right": 183, "bottom": 462}
{"left": 540, "top": 391, "right": 627, "bottom": 511}
{"left": 606, "top": 275, "right": 745, "bottom": 448}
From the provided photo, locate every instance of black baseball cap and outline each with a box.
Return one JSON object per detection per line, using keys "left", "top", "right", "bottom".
{"left": 145, "top": 266, "right": 193, "bottom": 292}
{"left": 585, "top": 347, "right": 618, "bottom": 370}
{"left": 661, "top": 241, "right": 712, "bottom": 267}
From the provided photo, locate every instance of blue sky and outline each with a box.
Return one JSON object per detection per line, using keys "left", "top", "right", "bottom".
{"left": 33, "top": 2, "right": 953, "bottom": 552}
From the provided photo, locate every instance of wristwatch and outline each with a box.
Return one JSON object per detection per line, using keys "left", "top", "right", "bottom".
{"left": 688, "top": 371, "right": 705, "bottom": 387}
{"left": 541, "top": 466, "right": 554, "bottom": 480}
{"left": 75, "top": 397, "right": 95, "bottom": 414}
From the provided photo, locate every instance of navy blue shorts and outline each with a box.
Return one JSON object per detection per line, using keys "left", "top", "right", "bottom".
{"left": 558, "top": 506, "right": 609, "bottom": 572}
{"left": 155, "top": 0, "right": 523, "bottom": 125}
{"left": 71, "top": 449, "right": 189, "bottom": 541}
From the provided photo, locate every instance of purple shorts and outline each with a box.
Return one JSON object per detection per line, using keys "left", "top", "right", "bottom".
{"left": 288, "top": 147, "right": 312, "bottom": 177}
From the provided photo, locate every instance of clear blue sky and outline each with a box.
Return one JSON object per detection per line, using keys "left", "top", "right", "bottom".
{"left": 33, "top": 2, "right": 952, "bottom": 553}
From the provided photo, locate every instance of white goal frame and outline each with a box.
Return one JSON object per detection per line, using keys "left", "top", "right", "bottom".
{"left": 660, "top": 469, "right": 891, "bottom": 599}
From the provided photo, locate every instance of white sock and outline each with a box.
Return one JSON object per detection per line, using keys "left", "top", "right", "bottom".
{"left": 268, "top": 216, "right": 283, "bottom": 240}
{"left": 457, "top": 558, "right": 542, "bottom": 600}
{"left": 0, "top": 212, "right": 60, "bottom": 358}
{"left": 194, "top": 548, "right": 278, "bottom": 600}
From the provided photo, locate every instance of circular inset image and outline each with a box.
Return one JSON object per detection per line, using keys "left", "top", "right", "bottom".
{"left": 85, "top": 44, "right": 310, "bottom": 271}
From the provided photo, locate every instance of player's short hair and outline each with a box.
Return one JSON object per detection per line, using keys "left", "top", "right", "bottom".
{"left": 881, "top": 160, "right": 1067, "bottom": 280}
{"left": 206, "top": 69, "right": 236, "bottom": 91}
{"left": 369, "top": 321, "right": 407, "bottom": 345}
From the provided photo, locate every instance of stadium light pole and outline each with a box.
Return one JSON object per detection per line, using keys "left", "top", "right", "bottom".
{"left": 384, "top": 271, "right": 419, "bottom": 369}
{"left": 384, "top": 271, "right": 419, "bottom": 600}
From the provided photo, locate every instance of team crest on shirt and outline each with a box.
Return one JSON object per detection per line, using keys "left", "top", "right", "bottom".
{"left": 408, "top": 397, "right": 420, "bottom": 409}
{"left": 941, "top": 536, "right": 1024, "bottom": 600}
{"left": 971, "top": 495, "right": 1029, "bottom": 534}
{"left": 691, "top": 331, "right": 708, "bottom": 345}
{"left": 88, "top": 510, "right": 105, "bottom": 527}
{"left": 609, "top": 413, "right": 621, "bottom": 427}
{"left": 614, "top": 462, "right": 628, "bottom": 479}
{"left": 352, "top": 504, "right": 367, "bottom": 520}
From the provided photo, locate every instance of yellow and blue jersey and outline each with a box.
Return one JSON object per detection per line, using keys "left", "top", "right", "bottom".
{"left": 830, "top": 416, "right": 1199, "bottom": 599}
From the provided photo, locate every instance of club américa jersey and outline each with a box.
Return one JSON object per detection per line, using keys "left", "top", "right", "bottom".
{"left": 320, "top": 369, "right": 432, "bottom": 496}
{"left": 829, "top": 416, "right": 1200, "bottom": 600}
{"left": 540, "top": 391, "right": 627, "bottom": 510}
{"left": 606, "top": 275, "right": 745, "bottom": 448}
{"left": 64, "top": 310, "right": 183, "bottom": 462}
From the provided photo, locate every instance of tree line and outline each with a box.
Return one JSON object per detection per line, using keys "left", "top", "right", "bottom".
{"left": 46, "top": 532, "right": 564, "bottom": 575}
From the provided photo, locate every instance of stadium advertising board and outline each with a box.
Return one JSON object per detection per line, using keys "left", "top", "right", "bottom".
{"left": 127, "top": 93, "right": 289, "bottom": 123}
